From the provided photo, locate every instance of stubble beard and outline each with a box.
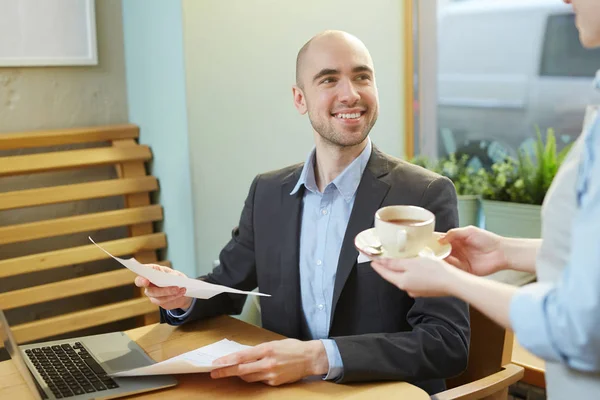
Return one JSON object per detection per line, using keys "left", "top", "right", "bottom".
{"left": 308, "top": 109, "right": 378, "bottom": 148}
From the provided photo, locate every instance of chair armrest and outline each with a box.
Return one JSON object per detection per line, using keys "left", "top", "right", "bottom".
{"left": 512, "top": 337, "right": 546, "bottom": 388}
{"left": 431, "top": 363, "right": 524, "bottom": 400}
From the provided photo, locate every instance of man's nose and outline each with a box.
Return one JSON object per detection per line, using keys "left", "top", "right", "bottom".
{"left": 338, "top": 79, "right": 360, "bottom": 105}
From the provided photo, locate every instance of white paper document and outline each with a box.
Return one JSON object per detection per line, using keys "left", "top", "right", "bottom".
{"left": 89, "top": 237, "right": 270, "bottom": 299}
{"left": 111, "top": 339, "right": 251, "bottom": 377}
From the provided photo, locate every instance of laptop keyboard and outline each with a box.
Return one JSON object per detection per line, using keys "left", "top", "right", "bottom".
{"left": 25, "top": 342, "right": 120, "bottom": 399}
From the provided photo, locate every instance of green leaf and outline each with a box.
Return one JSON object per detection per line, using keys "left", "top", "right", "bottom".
{"left": 409, "top": 125, "right": 569, "bottom": 205}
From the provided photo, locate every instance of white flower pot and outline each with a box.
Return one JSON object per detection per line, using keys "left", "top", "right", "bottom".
{"left": 481, "top": 200, "right": 541, "bottom": 238}
{"left": 457, "top": 195, "right": 481, "bottom": 227}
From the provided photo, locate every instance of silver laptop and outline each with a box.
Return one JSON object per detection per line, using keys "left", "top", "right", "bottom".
{"left": 0, "top": 309, "right": 177, "bottom": 399}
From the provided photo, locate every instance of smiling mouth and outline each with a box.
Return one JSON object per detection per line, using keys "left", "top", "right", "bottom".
{"left": 331, "top": 111, "right": 366, "bottom": 120}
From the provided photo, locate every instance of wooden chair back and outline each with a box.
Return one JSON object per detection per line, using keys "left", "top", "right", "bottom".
{"left": 430, "top": 307, "right": 524, "bottom": 400}
{"left": 447, "top": 307, "right": 514, "bottom": 389}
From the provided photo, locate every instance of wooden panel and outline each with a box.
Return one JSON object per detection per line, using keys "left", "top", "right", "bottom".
{"left": 502, "top": 330, "right": 514, "bottom": 366}
{"left": 0, "top": 145, "right": 151, "bottom": 176}
{"left": 0, "top": 124, "right": 139, "bottom": 150}
{"left": 0, "top": 260, "right": 172, "bottom": 310}
{"left": 11, "top": 298, "right": 158, "bottom": 344}
{"left": 0, "top": 205, "right": 163, "bottom": 245}
{"left": 0, "top": 270, "right": 135, "bottom": 310}
{"left": 0, "top": 176, "right": 158, "bottom": 211}
{"left": 113, "top": 140, "right": 155, "bottom": 238}
{"left": 113, "top": 140, "right": 157, "bottom": 262}
{"left": 432, "top": 364, "right": 524, "bottom": 400}
{"left": 512, "top": 338, "right": 546, "bottom": 388}
{"left": 446, "top": 307, "right": 508, "bottom": 389}
{"left": 114, "top": 139, "right": 159, "bottom": 325}
{"left": 0, "top": 233, "right": 167, "bottom": 279}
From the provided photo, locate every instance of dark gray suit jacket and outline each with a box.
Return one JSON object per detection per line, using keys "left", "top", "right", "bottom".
{"left": 161, "top": 146, "right": 470, "bottom": 394}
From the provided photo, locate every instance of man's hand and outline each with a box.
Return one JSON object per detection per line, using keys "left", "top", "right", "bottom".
{"left": 210, "top": 339, "right": 329, "bottom": 386}
{"left": 134, "top": 264, "right": 193, "bottom": 311}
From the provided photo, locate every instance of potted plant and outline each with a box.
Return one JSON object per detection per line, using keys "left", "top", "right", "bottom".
{"left": 480, "top": 128, "right": 572, "bottom": 238}
{"left": 411, "top": 154, "right": 486, "bottom": 227}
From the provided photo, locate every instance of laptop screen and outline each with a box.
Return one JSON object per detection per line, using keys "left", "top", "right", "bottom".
{"left": 0, "top": 310, "right": 43, "bottom": 400}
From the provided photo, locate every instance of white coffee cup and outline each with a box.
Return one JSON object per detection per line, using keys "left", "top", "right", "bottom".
{"left": 374, "top": 205, "right": 435, "bottom": 258}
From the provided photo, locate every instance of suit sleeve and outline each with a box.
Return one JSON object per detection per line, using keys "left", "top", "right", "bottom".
{"left": 160, "top": 175, "right": 260, "bottom": 325}
{"left": 333, "top": 176, "right": 471, "bottom": 384}
{"left": 422, "top": 175, "right": 460, "bottom": 233}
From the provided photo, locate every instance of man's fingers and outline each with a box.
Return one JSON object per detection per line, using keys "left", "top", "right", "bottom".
{"left": 160, "top": 297, "right": 191, "bottom": 311}
{"left": 151, "top": 290, "right": 186, "bottom": 302}
{"left": 239, "top": 372, "right": 272, "bottom": 383}
{"left": 136, "top": 263, "right": 187, "bottom": 290}
{"left": 146, "top": 263, "right": 187, "bottom": 278}
{"left": 211, "top": 358, "right": 270, "bottom": 379}
{"left": 147, "top": 290, "right": 186, "bottom": 305}
{"left": 147, "top": 264, "right": 169, "bottom": 272}
{"left": 213, "top": 345, "right": 266, "bottom": 367}
{"left": 134, "top": 276, "right": 152, "bottom": 288}
{"left": 145, "top": 286, "right": 185, "bottom": 298}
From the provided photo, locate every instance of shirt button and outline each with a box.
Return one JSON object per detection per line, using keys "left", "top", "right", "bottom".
{"left": 317, "top": 304, "right": 325, "bottom": 311}
{"left": 316, "top": 260, "right": 322, "bottom": 266}
{"left": 321, "top": 209, "right": 328, "bottom": 215}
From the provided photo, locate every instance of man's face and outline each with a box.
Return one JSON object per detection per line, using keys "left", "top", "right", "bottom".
{"left": 293, "top": 35, "right": 379, "bottom": 147}
{"left": 565, "top": 0, "right": 600, "bottom": 48}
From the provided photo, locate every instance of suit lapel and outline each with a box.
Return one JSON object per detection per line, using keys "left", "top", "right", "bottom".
{"left": 330, "top": 147, "right": 391, "bottom": 328}
{"left": 279, "top": 167, "right": 304, "bottom": 338}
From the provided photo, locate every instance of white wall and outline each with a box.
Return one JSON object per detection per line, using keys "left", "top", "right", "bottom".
{"left": 182, "top": 0, "right": 405, "bottom": 275}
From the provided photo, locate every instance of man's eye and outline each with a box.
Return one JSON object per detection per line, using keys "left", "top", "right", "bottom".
{"left": 321, "top": 77, "right": 337, "bottom": 84}
{"left": 356, "top": 74, "right": 371, "bottom": 81}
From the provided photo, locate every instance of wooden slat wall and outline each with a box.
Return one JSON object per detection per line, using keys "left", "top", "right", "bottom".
{"left": 0, "top": 270, "right": 136, "bottom": 310}
{"left": 0, "top": 146, "right": 152, "bottom": 176}
{"left": 0, "top": 124, "right": 139, "bottom": 150}
{"left": 0, "top": 176, "right": 158, "bottom": 211}
{"left": 0, "top": 233, "right": 167, "bottom": 279}
{"left": 0, "top": 260, "right": 171, "bottom": 311}
{"left": 113, "top": 139, "right": 161, "bottom": 325}
{"left": 0, "top": 125, "right": 171, "bottom": 343}
{"left": 0, "top": 205, "right": 163, "bottom": 245}
{"left": 12, "top": 298, "right": 158, "bottom": 344}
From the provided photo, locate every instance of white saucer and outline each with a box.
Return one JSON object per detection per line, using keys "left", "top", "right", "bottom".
{"left": 354, "top": 228, "right": 452, "bottom": 260}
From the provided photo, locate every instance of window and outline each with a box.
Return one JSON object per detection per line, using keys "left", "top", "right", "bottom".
{"left": 415, "top": 2, "right": 600, "bottom": 169}
{"left": 540, "top": 14, "right": 600, "bottom": 78}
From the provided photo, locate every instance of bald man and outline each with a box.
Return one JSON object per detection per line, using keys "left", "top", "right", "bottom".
{"left": 135, "top": 31, "right": 470, "bottom": 394}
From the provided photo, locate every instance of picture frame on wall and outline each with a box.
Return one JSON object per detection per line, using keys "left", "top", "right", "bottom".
{"left": 0, "top": 0, "right": 97, "bottom": 67}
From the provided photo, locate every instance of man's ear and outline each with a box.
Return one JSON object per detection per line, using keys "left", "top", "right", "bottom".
{"left": 292, "top": 85, "right": 308, "bottom": 115}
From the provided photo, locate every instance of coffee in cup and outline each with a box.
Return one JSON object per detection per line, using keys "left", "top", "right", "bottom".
{"left": 374, "top": 205, "right": 435, "bottom": 258}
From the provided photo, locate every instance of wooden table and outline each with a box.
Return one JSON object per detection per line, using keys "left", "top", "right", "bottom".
{"left": 0, "top": 316, "right": 429, "bottom": 399}
{"left": 512, "top": 337, "right": 545, "bottom": 389}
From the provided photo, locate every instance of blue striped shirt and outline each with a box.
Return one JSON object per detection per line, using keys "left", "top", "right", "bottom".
{"left": 290, "top": 138, "right": 372, "bottom": 380}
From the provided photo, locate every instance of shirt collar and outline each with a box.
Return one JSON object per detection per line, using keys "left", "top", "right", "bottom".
{"left": 290, "top": 138, "right": 372, "bottom": 202}
{"left": 594, "top": 70, "right": 600, "bottom": 90}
